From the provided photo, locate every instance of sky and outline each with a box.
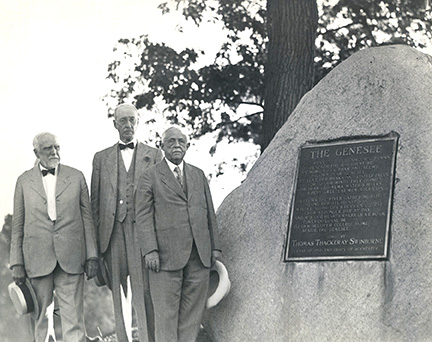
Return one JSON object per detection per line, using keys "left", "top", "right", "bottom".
{"left": 4, "top": 1, "right": 430, "bottom": 221}
{"left": 0, "top": 0, "right": 257, "bottom": 218}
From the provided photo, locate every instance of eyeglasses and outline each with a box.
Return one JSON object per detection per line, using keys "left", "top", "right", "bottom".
{"left": 116, "top": 117, "right": 137, "bottom": 125}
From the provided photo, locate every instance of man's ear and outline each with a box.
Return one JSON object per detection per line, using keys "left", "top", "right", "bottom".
{"left": 33, "top": 149, "right": 39, "bottom": 158}
{"left": 186, "top": 142, "right": 190, "bottom": 150}
{"left": 113, "top": 120, "right": 117, "bottom": 129}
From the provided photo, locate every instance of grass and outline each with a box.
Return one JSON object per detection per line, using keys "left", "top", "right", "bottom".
{"left": 93, "top": 326, "right": 213, "bottom": 342}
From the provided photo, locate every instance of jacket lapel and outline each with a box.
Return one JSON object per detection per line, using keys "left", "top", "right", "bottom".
{"left": 56, "top": 164, "right": 71, "bottom": 198}
{"left": 184, "top": 163, "right": 196, "bottom": 201}
{"left": 104, "top": 144, "right": 118, "bottom": 191}
{"left": 134, "top": 142, "right": 152, "bottom": 194}
{"left": 159, "top": 159, "right": 187, "bottom": 200}
{"left": 29, "top": 165, "right": 47, "bottom": 200}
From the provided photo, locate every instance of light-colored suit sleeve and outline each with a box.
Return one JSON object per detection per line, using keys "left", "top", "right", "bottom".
{"left": 90, "top": 153, "right": 101, "bottom": 232}
{"left": 135, "top": 169, "right": 159, "bottom": 257}
{"left": 79, "top": 172, "right": 98, "bottom": 259}
{"left": 9, "top": 177, "right": 25, "bottom": 268}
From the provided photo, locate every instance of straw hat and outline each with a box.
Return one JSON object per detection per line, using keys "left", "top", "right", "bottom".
{"left": 8, "top": 279, "right": 39, "bottom": 317}
{"left": 206, "top": 260, "right": 231, "bottom": 309}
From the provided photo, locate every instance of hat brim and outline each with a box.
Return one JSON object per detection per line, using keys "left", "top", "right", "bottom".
{"left": 8, "top": 279, "right": 39, "bottom": 318}
{"left": 206, "top": 260, "right": 231, "bottom": 309}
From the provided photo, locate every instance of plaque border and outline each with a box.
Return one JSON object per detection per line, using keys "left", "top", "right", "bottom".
{"left": 283, "top": 132, "right": 399, "bottom": 262}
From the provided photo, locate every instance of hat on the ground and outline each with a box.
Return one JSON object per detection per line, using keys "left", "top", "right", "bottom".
{"left": 94, "top": 258, "right": 111, "bottom": 289}
{"left": 8, "top": 279, "right": 39, "bottom": 317}
{"left": 206, "top": 260, "right": 231, "bottom": 309}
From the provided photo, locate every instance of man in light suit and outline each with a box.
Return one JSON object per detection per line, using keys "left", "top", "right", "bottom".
{"left": 10, "top": 132, "right": 98, "bottom": 342}
{"left": 91, "top": 103, "right": 162, "bottom": 342}
{"left": 136, "top": 126, "right": 221, "bottom": 342}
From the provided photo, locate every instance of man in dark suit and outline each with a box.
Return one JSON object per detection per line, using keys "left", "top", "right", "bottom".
{"left": 136, "top": 126, "right": 221, "bottom": 342}
{"left": 91, "top": 103, "right": 162, "bottom": 342}
{"left": 10, "top": 132, "right": 98, "bottom": 342}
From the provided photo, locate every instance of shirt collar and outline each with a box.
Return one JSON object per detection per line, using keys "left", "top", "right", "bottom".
{"left": 39, "top": 163, "right": 58, "bottom": 175}
{"left": 165, "top": 158, "right": 184, "bottom": 173}
{"left": 118, "top": 138, "right": 138, "bottom": 146}
{"left": 39, "top": 163, "right": 57, "bottom": 170}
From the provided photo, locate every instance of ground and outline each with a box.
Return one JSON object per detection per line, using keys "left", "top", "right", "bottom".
{"left": 96, "top": 327, "right": 213, "bottom": 342}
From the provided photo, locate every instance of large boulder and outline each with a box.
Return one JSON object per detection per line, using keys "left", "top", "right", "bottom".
{"left": 204, "top": 45, "right": 432, "bottom": 341}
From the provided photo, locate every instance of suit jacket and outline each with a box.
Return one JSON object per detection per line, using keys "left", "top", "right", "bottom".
{"left": 136, "top": 159, "right": 220, "bottom": 271}
{"left": 91, "top": 142, "right": 163, "bottom": 254}
{"left": 9, "top": 164, "right": 97, "bottom": 278}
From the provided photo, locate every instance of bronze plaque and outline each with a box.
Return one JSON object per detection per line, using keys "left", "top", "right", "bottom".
{"left": 284, "top": 134, "right": 398, "bottom": 261}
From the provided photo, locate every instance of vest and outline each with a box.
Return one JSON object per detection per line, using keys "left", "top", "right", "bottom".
{"left": 115, "top": 148, "right": 137, "bottom": 222}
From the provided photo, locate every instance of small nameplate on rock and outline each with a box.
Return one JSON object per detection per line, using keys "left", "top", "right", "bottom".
{"left": 284, "top": 134, "right": 398, "bottom": 261}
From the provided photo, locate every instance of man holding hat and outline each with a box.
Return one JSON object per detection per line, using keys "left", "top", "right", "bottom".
{"left": 9, "top": 132, "right": 98, "bottom": 342}
{"left": 136, "top": 126, "right": 221, "bottom": 342}
{"left": 91, "top": 103, "right": 162, "bottom": 342}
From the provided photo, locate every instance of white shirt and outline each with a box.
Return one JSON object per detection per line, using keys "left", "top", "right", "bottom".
{"left": 119, "top": 139, "right": 137, "bottom": 172}
{"left": 165, "top": 158, "right": 184, "bottom": 176}
{"left": 40, "top": 165, "right": 57, "bottom": 221}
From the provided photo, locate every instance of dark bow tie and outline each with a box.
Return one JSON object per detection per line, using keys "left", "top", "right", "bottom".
{"left": 42, "top": 168, "right": 55, "bottom": 176}
{"left": 119, "top": 142, "right": 134, "bottom": 150}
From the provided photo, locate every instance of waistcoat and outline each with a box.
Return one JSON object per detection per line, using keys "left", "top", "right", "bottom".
{"left": 115, "top": 148, "right": 137, "bottom": 222}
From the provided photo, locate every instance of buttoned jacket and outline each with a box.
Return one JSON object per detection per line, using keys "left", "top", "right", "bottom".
{"left": 136, "top": 159, "right": 220, "bottom": 271}
{"left": 91, "top": 142, "right": 162, "bottom": 254}
{"left": 9, "top": 164, "right": 97, "bottom": 278}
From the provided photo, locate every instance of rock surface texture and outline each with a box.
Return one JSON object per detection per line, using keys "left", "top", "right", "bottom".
{"left": 203, "top": 45, "right": 432, "bottom": 341}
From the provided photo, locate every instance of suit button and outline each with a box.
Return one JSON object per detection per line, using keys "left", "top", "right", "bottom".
{"left": 119, "top": 200, "right": 124, "bottom": 204}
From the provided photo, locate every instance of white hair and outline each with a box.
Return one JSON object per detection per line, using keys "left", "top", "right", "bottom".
{"left": 161, "top": 126, "right": 188, "bottom": 144}
{"left": 33, "top": 132, "right": 58, "bottom": 151}
{"left": 113, "top": 103, "right": 139, "bottom": 120}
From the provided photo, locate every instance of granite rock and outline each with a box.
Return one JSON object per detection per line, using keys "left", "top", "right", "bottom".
{"left": 204, "top": 45, "right": 432, "bottom": 341}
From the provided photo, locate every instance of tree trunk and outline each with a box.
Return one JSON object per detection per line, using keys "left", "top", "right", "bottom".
{"left": 261, "top": 0, "right": 318, "bottom": 151}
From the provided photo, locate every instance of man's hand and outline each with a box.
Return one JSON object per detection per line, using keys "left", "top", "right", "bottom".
{"left": 145, "top": 251, "right": 160, "bottom": 272}
{"left": 85, "top": 258, "right": 99, "bottom": 280}
{"left": 211, "top": 250, "right": 222, "bottom": 267}
{"left": 12, "top": 265, "right": 26, "bottom": 285}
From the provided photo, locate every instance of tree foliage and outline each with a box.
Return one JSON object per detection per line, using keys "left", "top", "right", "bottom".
{"left": 103, "top": 0, "right": 432, "bottom": 151}
{"left": 316, "top": 0, "right": 432, "bottom": 81}
{"left": 104, "top": 0, "right": 266, "bottom": 149}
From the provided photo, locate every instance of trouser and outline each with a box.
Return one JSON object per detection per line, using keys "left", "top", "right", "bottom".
{"left": 105, "top": 217, "right": 154, "bottom": 342}
{"left": 30, "top": 263, "right": 85, "bottom": 342}
{"left": 149, "top": 243, "right": 210, "bottom": 342}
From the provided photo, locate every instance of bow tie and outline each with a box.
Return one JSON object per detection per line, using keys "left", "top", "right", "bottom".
{"left": 42, "top": 168, "right": 55, "bottom": 176}
{"left": 119, "top": 142, "right": 134, "bottom": 150}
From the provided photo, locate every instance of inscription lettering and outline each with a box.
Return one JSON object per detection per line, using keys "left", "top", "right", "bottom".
{"left": 335, "top": 144, "right": 382, "bottom": 156}
{"left": 310, "top": 149, "right": 330, "bottom": 159}
{"left": 285, "top": 136, "right": 398, "bottom": 261}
